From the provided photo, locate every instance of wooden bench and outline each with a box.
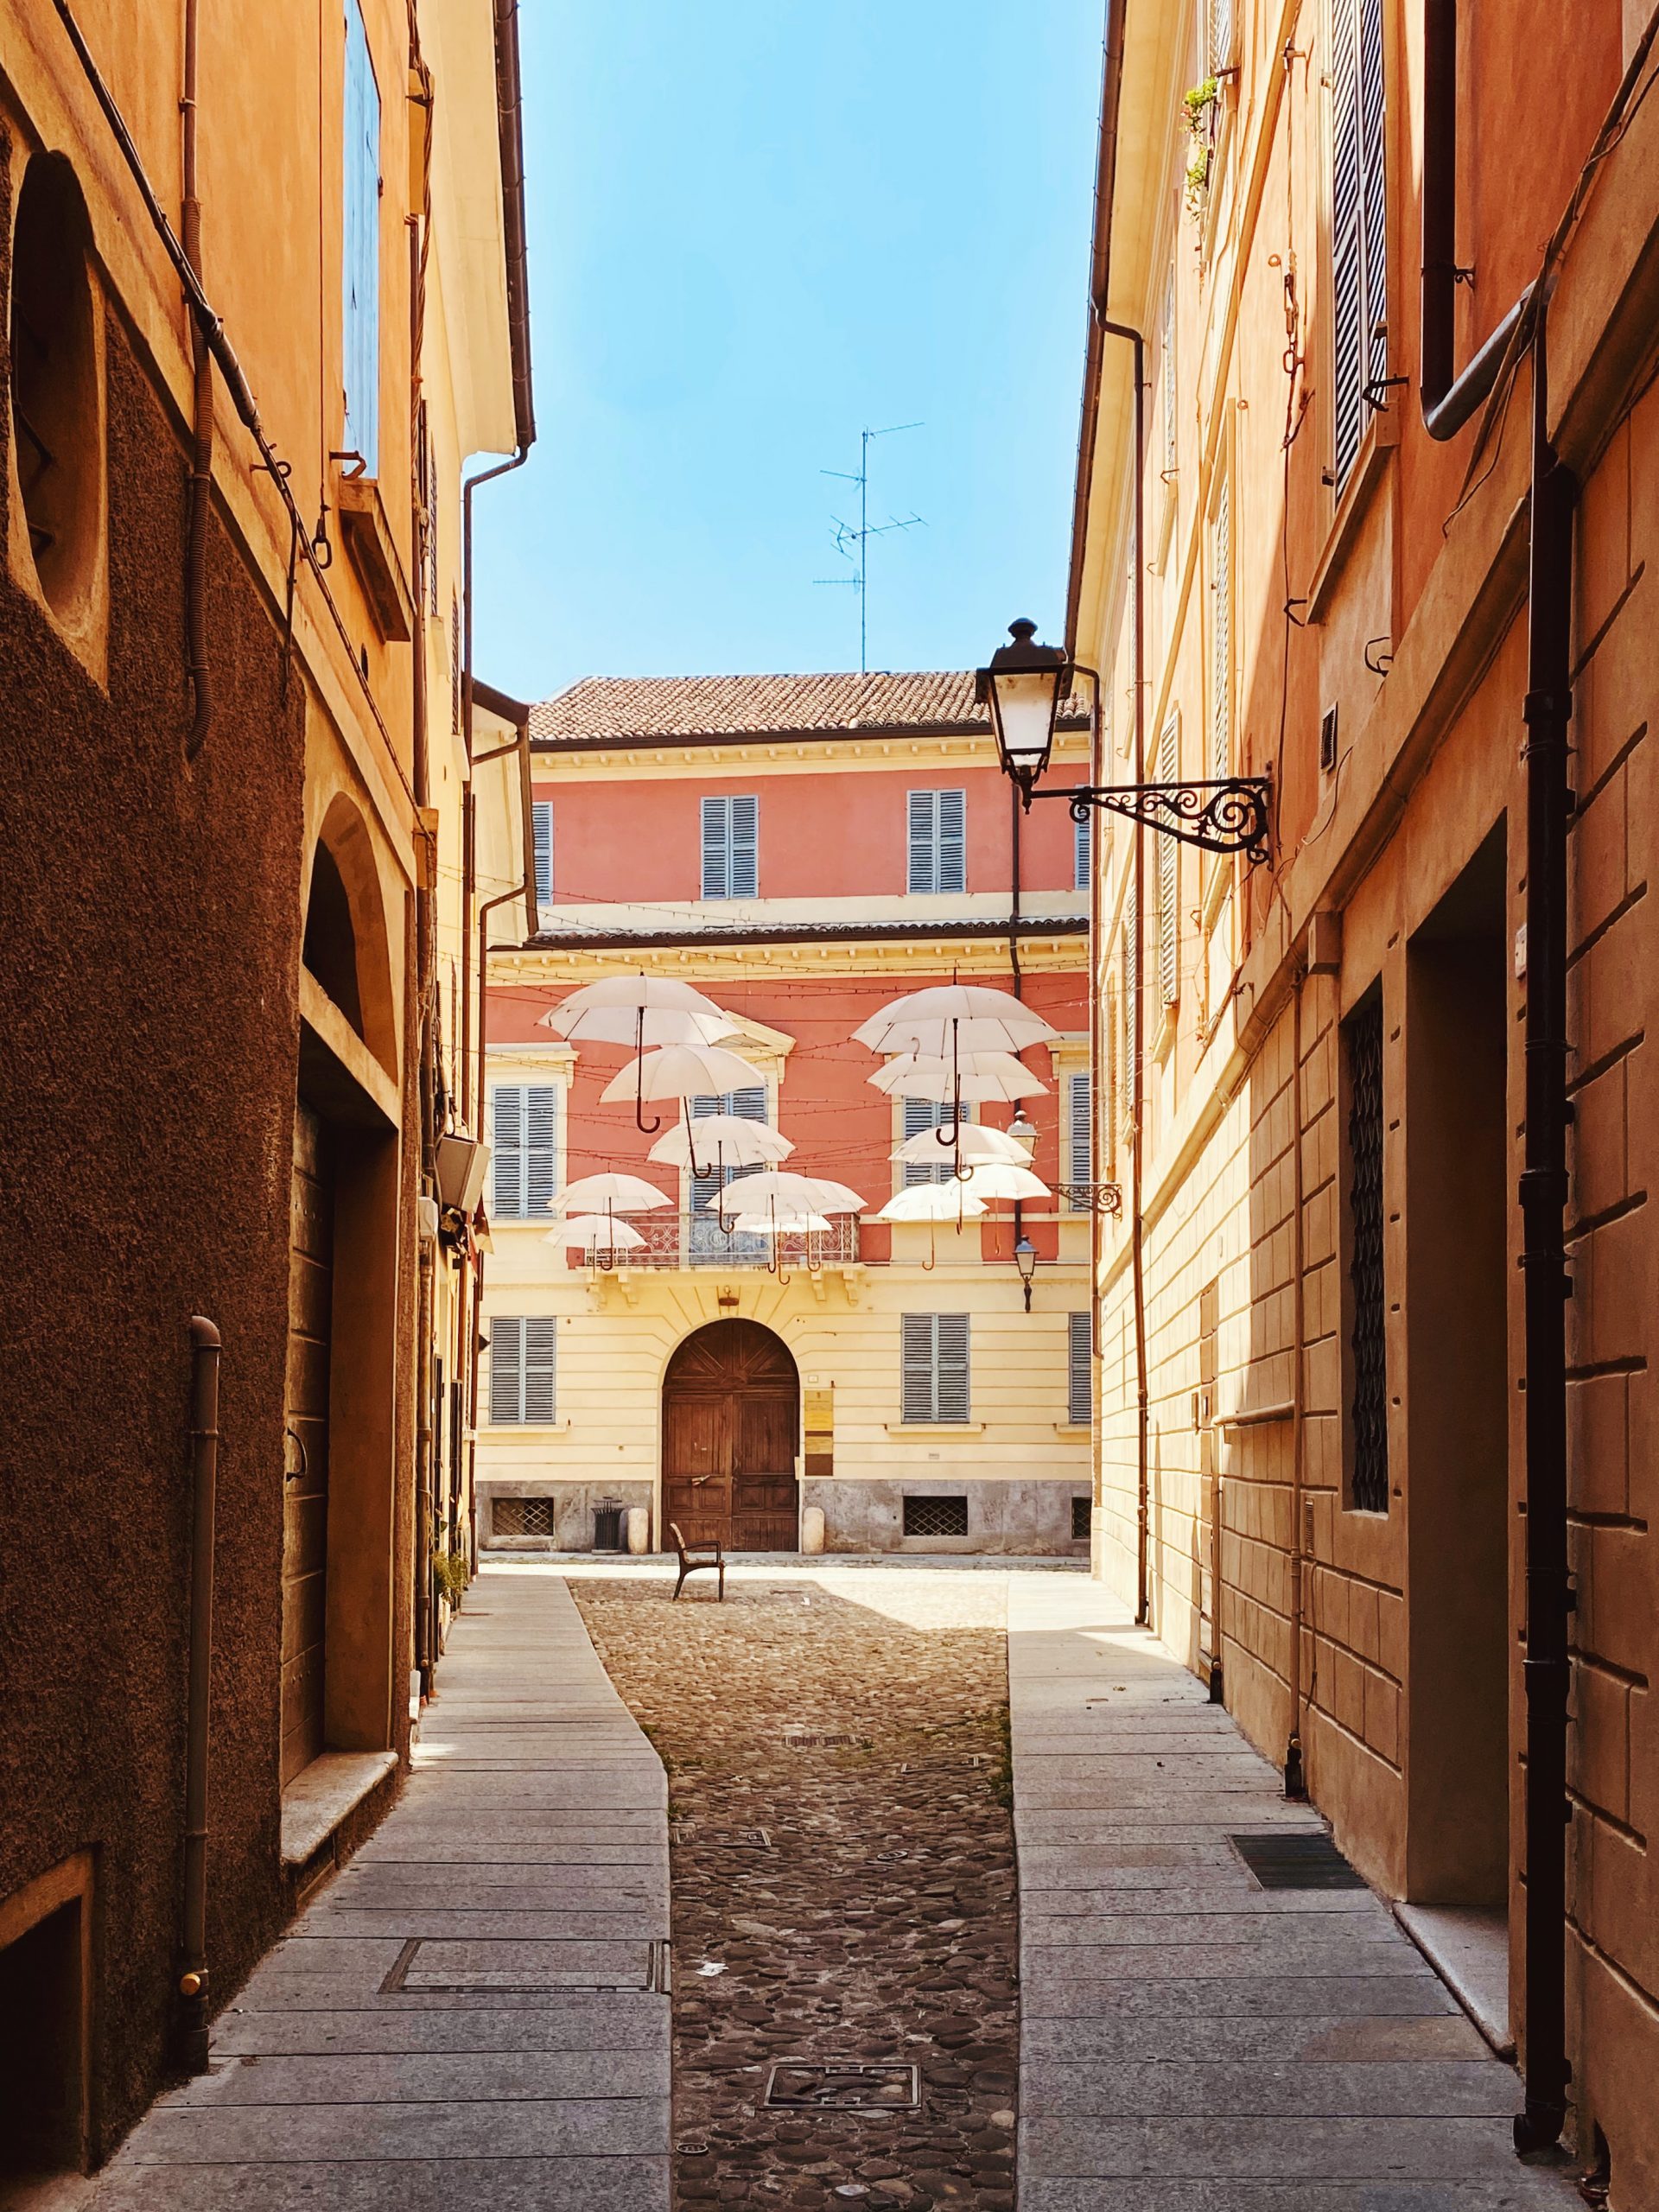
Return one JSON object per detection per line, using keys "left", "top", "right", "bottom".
{"left": 667, "top": 1521, "right": 726, "bottom": 1601}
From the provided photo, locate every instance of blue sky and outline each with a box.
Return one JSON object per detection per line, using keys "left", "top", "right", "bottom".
{"left": 472, "top": 3, "right": 1104, "bottom": 702}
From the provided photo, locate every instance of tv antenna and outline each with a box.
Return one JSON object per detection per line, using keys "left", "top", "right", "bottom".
{"left": 815, "top": 423, "right": 925, "bottom": 672}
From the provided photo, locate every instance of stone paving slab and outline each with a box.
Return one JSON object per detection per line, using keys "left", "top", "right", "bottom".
{"left": 92, "top": 1569, "right": 671, "bottom": 2210}
{"left": 1008, "top": 1577, "right": 1577, "bottom": 2207}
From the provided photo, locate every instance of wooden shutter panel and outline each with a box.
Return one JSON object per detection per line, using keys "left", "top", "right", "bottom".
{"left": 907, "top": 791, "right": 935, "bottom": 893}
{"left": 1211, "top": 480, "right": 1230, "bottom": 780}
{"left": 1068, "top": 1311, "right": 1093, "bottom": 1427}
{"left": 1158, "top": 722, "right": 1180, "bottom": 1005}
{"left": 1210, "top": 0, "right": 1233, "bottom": 72}
{"left": 1103, "top": 974, "right": 1119, "bottom": 1178}
{"left": 1161, "top": 270, "right": 1177, "bottom": 475}
{"left": 902, "top": 1096, "right": 971, "bottom": 1185}
{"left": 533, "top": 802, "right": 554, "bottom": 909}
{"left": 729, "top": 795, "right": 759, "bottom": 898}
{"left": 525, "top": 1087, "right": 558, "bottom": 1217}
{"left": 489, "top": 1316, "right": 524, "bottom": 1425}
{"left": 1332, "top": 0, "right": 1363, "bottom": 484}
{"left": 1068, "top": 1072, "right": 1091, "bottom": 1203}
{"left": 341, "top": 0, "right": 380, "bottom": 476}
{"left": 1074, "top": 810, "right": 1091, "bottom": 891}
{"left": 1358, "top": 0, "right": 1389, "bottom": 404}
{"left": 492, "top": 1084, "right": 525, "bottom": 1218}
{"left": 936, "top": 1314, "right": 970, "bottom": 1423}
{"left": 937, "top": 790, "right": 966, "bottom": 894}
{"left": 522, "top": 1318, "right": 557, "bottom": 1425}
{"left": 700, "top": 797, "right": 728, "bottom": 899}
{"left": 901, "top": 1314, "right": 935, "bottom": 1423}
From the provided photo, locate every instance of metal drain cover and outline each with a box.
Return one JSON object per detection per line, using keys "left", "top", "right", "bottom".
{"left": 1229, "top": 1830, "right": 1366, "bottom": 1890}
{"left": 765, "top": 2062, "right": 920, "bottom": 2111}
{"left": 783, "top": 1732, "right": 867, "bottom": 1750}
{"left": 673, "top": 1824, "right": 772, "bottom": 1848}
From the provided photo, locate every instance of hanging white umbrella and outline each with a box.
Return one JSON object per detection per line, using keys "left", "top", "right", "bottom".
{"left": 873, "top": 1184, "right": 989, "bottom": 1223}
{"left": 854, "top": 984, "right": 1060, "bottom": 1058}
{"left": 600, "top": 1043, "right": 761, "bottom": 1135}
{"left": 869, "top": 1052, "right": 1048, "bottom": 1103}
{"left": 648, "top": 1113, "right": 793, "bottom": 1173}
{"left": 552, "top": 1173, "right": 673, "bottom": 1215}
{"left": 731, "top": 1211, "right": 834, "bottom": 1236}
{"left": 544, "top": 1213, "right": 647, "bottom": 1256}
{"left": 540, "top": 974, "right": 736, "bottom": 1048}
{"left": 697, "top": 1169, "right": 863, "bottom": 1216}
{"left": 893, "top": 1123, "right": 1030, "bottom": 1168}
{"left": 957, "top": 1160, "right": 1051, "bottom": 1203}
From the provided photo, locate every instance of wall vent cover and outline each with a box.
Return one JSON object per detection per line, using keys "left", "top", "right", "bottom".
{"left": 1229, "top": 1830, "right": 1366, "bottom": 1890}
{"left": 493, "top": 1496, "right": 555, "bottom": 1538}
{"left": 904, "top": 1495, "right": 969, "bottom": 1538}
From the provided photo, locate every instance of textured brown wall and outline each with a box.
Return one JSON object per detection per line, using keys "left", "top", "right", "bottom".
{"left": 0, "top": 235, "right": 307, "bottom": 2152}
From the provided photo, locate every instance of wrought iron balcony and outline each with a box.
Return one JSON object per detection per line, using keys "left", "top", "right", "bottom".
{"left": 563, "top": 1211, "right": 861, "bottom": 1271}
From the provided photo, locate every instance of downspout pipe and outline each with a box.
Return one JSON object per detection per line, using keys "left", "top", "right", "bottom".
{"left": 1514, "top": 304, "right": 1574, "bottom": 2158}
{"left": 180, "top": 0, "right": 214, "bottom": 760}
{"left": 175, "top": 1316, "right": 219, "bottom": 2075}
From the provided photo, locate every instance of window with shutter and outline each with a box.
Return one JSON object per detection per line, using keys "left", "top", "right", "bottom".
{"left": 1066, "top": 1072, "right": 1091, "bottom": 1208}
{"left": 341, "top": 0, "right": 380, "bottom": 477}
{"left": 906, "top": 790, "right": 967, "bottom": 894}
{"left": 701, "top": 795, "right": 760, "bottom": 899}
{"left": 1073, "top": 809, "right": 1091, "bottom": 891}
{"left": 1103, "top": 975, "right": 1119, "bottom": 1178}
{"left": 1331, "top": 0, "right": 1389, "bottom": 487}
{"left": 900, "top": 1313, "right": 970, "bottom": 1424}
{"left": 491, "top": 1084, "right": 559, "bottom": 1220}
{"left": 1211, "top": 479, "right": 1230, "bottom": 780}
{"left": 689, "top": 1087, "right": 768, "bottom": 1262}
{"left": 1119, "top": 941, "right": 1135, "bottom": 1151}
{"left": 902, "top": 1095, "right": 973, "bottom": 1186}
{"left": 1210, "top": 0, "right": 1234, "bottom": 72}
{"left": 1161, "top": 268, "right": 1177, "bottom": 477}
{"left": 489, "top": 1317, "right": 523, "bottom": 1426}
{"left": 522, "top": 1318, "right": 557, "bottom": 1424}
{"left": 489, "top": 1316, "right": 556, "bottom": 1425}
{"left": 532, "top": 802, "right": 554, "bottom": 911}
{"left": 1068, "top": 1311, "right": 1093, "bottom": 1427}
{"left": 1157, "top": 721, "right": 1180, "bottom": 1007}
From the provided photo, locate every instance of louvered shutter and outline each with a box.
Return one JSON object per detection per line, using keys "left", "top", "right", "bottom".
{"left": 1211, "top": 480, "right": 1230, "bottom": 780}
{"left": 1068, "top": 1311, "right": 1093, "bottom": 1427}
{"left": 1074, "top": 809, "right": 1091, "bottom": 891}
{"left": 1119, "top": 941, "right": 1136, "bottom": 1150}
{"left": 492, "top": 1085, "right": 525, "bottom": 1217}
{"left": 1210, "top": 0, "right": 1233, "bottom": 72}
{"left": 690, "top": 1088, "right": 766, "bottom": 1256}
{"left": 1158, "top": 722, "right": 1179, "bottom": 1005}
{"left": 906, "top": 791, "right": 935, "bottom": 893}
{"left": 935, "top": 1314, "right": 970, "bottom": 1423}
{"left": 532, "top": 802, "right": 554, "bottom": 909}
{"left": 729, "top": 795, "right": 759, "bottom": 898}
{"left": 903, "top": 1095, "right": 973, "bottom": 1186}
{"left": 525, "top": 1088, "right": 558, "bottom": 1216}
{"left": 522, "top": 1318, "right": 556, "bottom": 1424}
{"left": 1161, "top": 270, "right": 1177, "bottom": 476}
{"left": 341, "top": 0, "right": 380, "bottom": 476}
{"left": 937, "top": 790, "right": 966, "bottom": 894}
{"left": 1332, "top": 0, "right": 1363, "bottom": 484}
{"left": 700, "top": 797, "right": 728, "bottom": 899}
{"left": 1067, "top": 1072, "right": 1091, "bottom": 1207}
{"left": 901, "top": 1314, "right": 935, "bottom": 1423}
{"left": 489, "top": 1317, "right": 524, "bottom": 1424}
{"left": 1103, "top": 975, "right": 1119, "bottom": 1178}
{"left": 1357, "top": 0, "right": 1389, "bottom": 413}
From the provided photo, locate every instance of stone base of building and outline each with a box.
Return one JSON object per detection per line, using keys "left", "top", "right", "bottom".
{"left": 479, "top": 1478, "right": 653, "bottom": 1552}
{"left": 804, "top": 1477, "right": 1090, "bottom": 1556}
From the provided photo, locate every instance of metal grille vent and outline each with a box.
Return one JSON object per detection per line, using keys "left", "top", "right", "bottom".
{"left": 1071, "top": 1496, "right": 1092, "bottom": 1541}
{"left": 493, "top": 1495, "right": 555, "bottom": 1539}
{"left": 904, "top": 1495, "right": 969, "bottom": 1538}
{"left": 1344, "top": 997, "right": 1389, "bottom": 1512}
{"left": 1229, "top": 1831, "right": 1366, "bottom": 1890}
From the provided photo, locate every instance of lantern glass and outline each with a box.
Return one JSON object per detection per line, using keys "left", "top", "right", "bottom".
{"left": 1014, "top": 1236, "right": 1038, "bottom": 1286}
{"left": 988, "top": 666, "right": 1061, "bottom": 784}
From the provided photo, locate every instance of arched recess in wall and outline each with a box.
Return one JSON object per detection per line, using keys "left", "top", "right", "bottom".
{"left": 302, "top": 791, "right": 397, "bottom": 1075}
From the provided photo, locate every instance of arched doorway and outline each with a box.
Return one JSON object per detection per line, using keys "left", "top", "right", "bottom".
{"left": 663, "top": 1320, "right": 799, "bottom": 1553}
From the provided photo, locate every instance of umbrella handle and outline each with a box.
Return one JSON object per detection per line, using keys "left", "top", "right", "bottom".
{"left": 633, "top": 1010, "right": 662, "bottom": 1134}
{"left": 922, "top": 1221, "right": 937, "bottom": 1272}
{"left": 687, "top": 1109, "right": 715, "bottom": 1182}
{"left": 715, "top": 1155, "right": 738, "bottom": 1236}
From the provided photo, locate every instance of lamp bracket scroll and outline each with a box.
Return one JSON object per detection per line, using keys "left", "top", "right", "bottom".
{"left": 1031, "top": 777, "right": 1274, "bottom": 866}
{"left": 1055, "top": 1180, "right": 1125, "bottom": 1218}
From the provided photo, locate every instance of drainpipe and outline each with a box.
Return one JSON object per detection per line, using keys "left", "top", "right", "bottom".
{"left": 1514, "top": 302, "right": 1574, "bottom": 2158}
{"left": 1286, "top": 967, "right": 1309, "bottom": 1797}
{"left": 1096, "top": 315, "right": 1151, "bottom": 1629}
{"left": 180, "top": 0, "right": 214, "bottom": 760}
{"left": 1009, "top": 779, "right": 1024, "bottom": 1255}
{"left": 175, "top": 1316, "right": 219, "bottom": 2075}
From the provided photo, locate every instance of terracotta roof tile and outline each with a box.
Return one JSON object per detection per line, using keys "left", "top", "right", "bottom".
{"left": 529, "top": 670, "right": 1089, "bottom": 745}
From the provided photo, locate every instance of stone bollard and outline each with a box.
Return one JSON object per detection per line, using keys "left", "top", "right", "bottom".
{"left": 800, "top": 1505, "right": 826, "bottom": 1556}
{"left": 626, "top": 1506, "right": 651, "bottom": 1555}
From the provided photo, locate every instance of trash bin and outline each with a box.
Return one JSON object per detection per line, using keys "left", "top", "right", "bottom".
{"left": 593, "top": 1504, "right": 625, "bottom": 1551}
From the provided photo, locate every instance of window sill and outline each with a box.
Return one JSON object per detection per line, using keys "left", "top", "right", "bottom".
{"left": 885, "top": 1422, "right": 984, "bottom": 1437}
{"left": 336, "top": 473, "right": 415, "bottom": 642}
{"left": 485, "top": 1421, "right": 571, "bottom": 1437}
{"left": 1053, "top": 1423, "right": 1091, "bottom": 1439}
{"left": 1306, "top": 404, "right": 1399, "bottom": 624}
{"left": 280, "top": 1750, "right": 399, "bottom": 1868}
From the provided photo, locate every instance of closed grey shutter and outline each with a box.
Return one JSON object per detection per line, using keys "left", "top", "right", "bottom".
{"left": 1211, "top": 480, "right": 1230, "bottom": 779}
{"left": 901, "top": 1314, "right": 935, "bottom": 1423}
{"left": 525, "top": 1087, "right": 558, "bottom": 1217}
{"left": 903, "top": 1095, "right": 972, "bottom": 1185}
{"left": 533, "top": 801, "right": 554, "bottom": 908}
{"left": 1074, "top": 809, "right": 1091, "bottom": 890}
{"left": 935, "top": 1314, "right": 970, "bottom": 1423}
{"left": 1161, "top": 269, "right": 1177, "bottom": 475}
{"left": 728, "top": 795, "right": 759, "bottom": 898}
{"left": 489, "top": 1316, "right": 524, "bottom": 1424}
{"left": 907, "top": 791, "right": 936, "bottom": 893}
{"left": 1068, "top": 1311, "right": 1093, "bottom": 1427}
{"left": 342, "top": 0, "right": 381, "bottom": 475}
{"left": 690, "top": 1087, "right": 766, "bottom": 1257}
{"left": 1158, "top": 721, "right": 1179, "bottom": 1005}
{"left": 522, "top": 1318, "right": 556, "bottom": 1424}
{"left": 1103, "top": 975, "right": 1119, "bottom": 1178}
{"left": 700, "top": 797, "right": 728, "bottom": 899}
{"left": 937, "top": 790, "right": 966, "bottom": 894}
{"left": 492, "top": 1085, "right": 525, "bottom": 1217}
{"left": 1068, "top": 1072, "right": 1091, "bottom": 1206}
{"left": 1332, "top": 0, "right": 1364, "bottom": 484}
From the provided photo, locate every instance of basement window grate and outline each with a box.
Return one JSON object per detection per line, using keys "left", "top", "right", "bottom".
{"left": 493, "top": 1496, "right": 555, "bottom": 1539}
{"left": 1229, "top": 1830, "right": 1367, "bottom": 1890}
{"left": 1071, "top": 1496, "right": 1092, "bottom": 1540}
{"left": 783, "top": 1732, "right": 867, "bottom": 1751}
{"left": 903, "top": 1495, "right": 969, "bottom": 1538}
{"left": 1344, "top": 995, "right": 1389, "bottom": 1512}
{"left": 765, "top": 2062, "right": 920, "bottom": 2112}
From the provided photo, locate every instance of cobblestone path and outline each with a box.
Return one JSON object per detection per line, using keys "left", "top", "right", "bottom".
{"left": 569, "top": 1567, "right": 1019, "bottom": 2212}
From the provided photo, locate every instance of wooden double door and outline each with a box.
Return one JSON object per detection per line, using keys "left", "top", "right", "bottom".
{"left": 663, "top": 1320, "right": 799, "bottom": 1552}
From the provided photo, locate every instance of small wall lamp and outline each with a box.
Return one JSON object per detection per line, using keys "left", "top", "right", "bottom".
{"left": 1014, "top": 1236, "right": 1037, "bottom": 1313}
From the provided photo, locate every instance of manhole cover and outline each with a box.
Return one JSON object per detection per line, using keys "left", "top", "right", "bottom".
{"left": 1229, "top": 1831, "right": 1366, "bottom": 1890}
{"left": 765, "top": 2062, "right": 920, "bottom": 2111}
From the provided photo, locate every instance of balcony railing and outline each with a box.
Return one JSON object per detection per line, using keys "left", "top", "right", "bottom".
{"left": 564, "top": 1211, "right": 861, "bottom": 1270}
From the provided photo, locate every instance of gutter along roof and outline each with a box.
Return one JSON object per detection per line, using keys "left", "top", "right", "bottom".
{"left": 1065, "top": 12, "right": 1126, "bottom": 655}
{"left": 530, "top": 671, "right": 1091, "bottom": 749}
{"left": 493, "top": 0, "right": 535, "bottom": 450}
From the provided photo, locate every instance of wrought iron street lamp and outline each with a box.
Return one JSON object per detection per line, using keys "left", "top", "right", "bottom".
{"left": 1014, "top": 1235, "right": 1038, "bottom": 1313}
{"left": 976, "top": 620, "right": 1274, "bottom": 865}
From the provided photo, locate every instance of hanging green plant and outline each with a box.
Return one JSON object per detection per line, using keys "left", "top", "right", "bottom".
{"left": 1185, "top": 145, "right": 1212, "bottom": 221}
{"left": 1183, "top": 78, "right": 1219, "bottom": 134}
{"left": 1182, "top": 79, "right": 1218, "bottom": 223}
